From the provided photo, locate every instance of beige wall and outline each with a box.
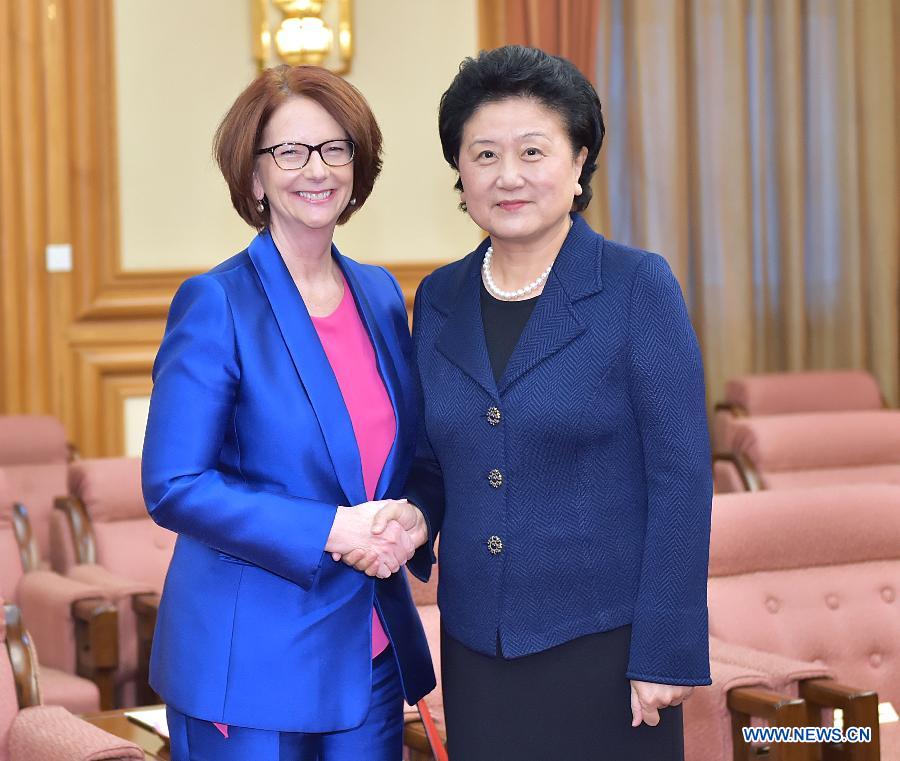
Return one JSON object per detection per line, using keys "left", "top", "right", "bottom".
{"left": 115, "top": 0, "right": 480, "bottom": 272}
{"left": 114, "top": 0, "right": 257, "bottom": 271}
{"left": 123, "top": 396, "right": 151, "bottom": 457}
{"left": 334, "top": 1, "right": 481, "bottom": 263}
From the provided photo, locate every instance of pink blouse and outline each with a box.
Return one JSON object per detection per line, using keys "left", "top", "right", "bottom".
{"left": 212, "top": 274, "right": 395, "bottom": 739}
{"left": 311, "top": 273, "right": 395, "bottom": 659}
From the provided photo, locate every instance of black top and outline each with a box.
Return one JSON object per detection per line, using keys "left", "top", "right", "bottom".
{"left": 480, "top": 279, "right": 539, "bottom": 383}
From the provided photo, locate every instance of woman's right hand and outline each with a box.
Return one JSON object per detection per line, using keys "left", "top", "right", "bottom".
{"left": 325, "top": 499, "right": 417, "bottom": 578}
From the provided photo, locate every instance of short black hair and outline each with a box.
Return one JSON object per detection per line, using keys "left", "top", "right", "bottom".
{"left": 438, "top": 45, "right": 605, "bottom": 212}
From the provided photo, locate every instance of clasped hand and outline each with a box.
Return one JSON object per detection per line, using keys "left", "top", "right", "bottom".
{"left": 325, "top": 499, "right": 427, "bottom": 579}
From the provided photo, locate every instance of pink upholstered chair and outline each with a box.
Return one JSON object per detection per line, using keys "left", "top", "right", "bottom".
{"left": 1, "top": 601, "right": 142, "bottom": 761}
{"left": 708, "top": 485, "right": 899, "bottom": 759}
{"left": 712, "top": 371, "right": 887, "bottom": 491}
{"left": 0, "top": 416, "right": 72, "bottom": 574}
{"left": 686, "top": 638, "right": 837, "bottom": 761}
{"left": 713, "top": 370, "right": 885, "bottom": 449}
{"left": 0, "top": 468, "right": 117, "bottom": 714}
{"left": 714, "top": 410, "right": 900, "bottom": 492}
{"left": 53, "top": 457, "right": 175, "bottom": 707}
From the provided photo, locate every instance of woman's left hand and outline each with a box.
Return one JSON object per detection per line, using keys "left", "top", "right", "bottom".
{"left": 629, "top": 680, "right": 693, "bottom": 727}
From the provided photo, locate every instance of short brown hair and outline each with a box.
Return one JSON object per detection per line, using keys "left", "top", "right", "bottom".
{"left": 214, "top": 65, "right": 382, "bottom": 229}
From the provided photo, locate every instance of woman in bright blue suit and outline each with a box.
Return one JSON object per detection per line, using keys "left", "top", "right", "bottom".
{"left": 141, "top": 65, "right": 434, "bottom": 761}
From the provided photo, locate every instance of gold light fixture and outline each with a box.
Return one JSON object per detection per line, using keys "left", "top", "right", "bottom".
{"left": 253, "top": 0, "right": 353, "bottom": 74}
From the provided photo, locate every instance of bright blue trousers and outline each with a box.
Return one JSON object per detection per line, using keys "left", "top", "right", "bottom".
{"left": 165, "top": 650, "right": 404, "bottom": 761}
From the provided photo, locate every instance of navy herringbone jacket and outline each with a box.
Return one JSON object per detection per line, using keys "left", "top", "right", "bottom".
{"left": 406, "top": 214, "right": 713, "bottom": 686}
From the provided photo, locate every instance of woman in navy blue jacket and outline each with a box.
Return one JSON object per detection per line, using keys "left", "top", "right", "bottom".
{"left": 363, "top": 46, "right": 713, "bottom": 759}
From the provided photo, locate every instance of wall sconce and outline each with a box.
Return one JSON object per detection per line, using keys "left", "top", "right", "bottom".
{"left": 252, "top": 0, "right": 353, "bottom": 74}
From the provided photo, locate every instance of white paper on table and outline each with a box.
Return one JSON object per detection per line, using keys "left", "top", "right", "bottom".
{"left": 124, "top": 707, "right": 169, "bottom": 740}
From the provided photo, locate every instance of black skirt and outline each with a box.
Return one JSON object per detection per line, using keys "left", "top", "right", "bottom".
{"left": 440, "top": 625, "right": 684, "bottom": 761}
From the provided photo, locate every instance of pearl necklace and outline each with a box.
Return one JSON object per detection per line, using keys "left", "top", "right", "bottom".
{"left": 482, "top": 246, "right": 553, "bottom": 300}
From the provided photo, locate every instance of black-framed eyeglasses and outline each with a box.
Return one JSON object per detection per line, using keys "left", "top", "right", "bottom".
{"left": 255, "top": 140, "right": 356, "bottom": 170}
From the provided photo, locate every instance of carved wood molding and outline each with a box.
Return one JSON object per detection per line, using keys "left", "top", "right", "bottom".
{"left": 68, "top": 338, "right": 159, "bottom": 456}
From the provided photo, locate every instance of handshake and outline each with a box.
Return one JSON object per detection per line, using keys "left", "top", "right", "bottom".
{"left": 326, "top": 499, "right": 428, "bottom": 579}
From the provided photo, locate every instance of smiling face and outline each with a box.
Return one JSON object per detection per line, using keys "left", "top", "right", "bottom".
{"left": 457, "top": 97, "right": 587, "bottom": 248}
{"left": 252, "top": 95, "right": 354, "bottom": 237}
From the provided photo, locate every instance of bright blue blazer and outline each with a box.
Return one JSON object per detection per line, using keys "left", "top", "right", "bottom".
{"left": 406, "top": 214, "right": 713, "bottom": 686}
{"left": 142, "top": 230, "right": 435, "bottom": 733}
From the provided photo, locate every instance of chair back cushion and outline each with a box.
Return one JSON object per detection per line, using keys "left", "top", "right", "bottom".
{"left": 731, "top": 410, "right": 900, "bottom": 473}
{"left": 0, "top": 417, "right": 69, "bottom": 566}
{"left": 708, "top": 486, "right": 900, "bottom": 703}
{"left": 92, "top": 521, "right": 174, "bottom": 591}
{"left": 0, "top": 417, "right": 68, "bottom": 467}
{"left": 68, "top": 458, "right": 173, "bottom": 590}
{"left": 68, "top": 458, "right": 147, "bottom": 523}
{"left": 725, "top": 371, "right": 883, "bottom": 416}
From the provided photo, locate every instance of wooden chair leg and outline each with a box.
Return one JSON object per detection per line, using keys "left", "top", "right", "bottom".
{"left": 728, "top": 686, "right": 815, "bottom": 761}
{"left": 133, "top": 592, "right": 161, "bottom": 706}
{"left": 800, "top": 679, "right": 880, "bottom": 761}
{"left": 73, "top": 598, "right": 119, "bottom": 710}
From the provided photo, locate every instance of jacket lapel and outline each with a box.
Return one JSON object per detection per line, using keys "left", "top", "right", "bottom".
{"left": 248, "top": 231, "right": 366, "bottom": 507}
{"left": 336, "top": 255, "right": 408, "bottom": 500}
{"left": 498, "top": 215, "right": 603, "bottom": 394}
{"left": 435, "top": 242, "right": 498, "bottom": 400}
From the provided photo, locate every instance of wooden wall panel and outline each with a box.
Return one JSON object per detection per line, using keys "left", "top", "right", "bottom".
{"left": 0, "top": 0, "right": 439, "bottom": 457}
{"left": 1, "top": 0, "right": 52, "bottom": 414}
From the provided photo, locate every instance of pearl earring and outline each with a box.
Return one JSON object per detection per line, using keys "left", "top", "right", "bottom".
{"left": 349, "top": 198, "right": 357, "bottom": 206}
{"left": 575, "top": 183, "right": 583, "bottom": 196}
{"left": 256, "top": 198, "right": 265, "bottom": 213}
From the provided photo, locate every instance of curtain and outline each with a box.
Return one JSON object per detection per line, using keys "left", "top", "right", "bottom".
{"left": 480, "top": 0, "right": 900, "bottom": 406}
{"left": 479, "top": 0, "right": 601, "bottom": 77}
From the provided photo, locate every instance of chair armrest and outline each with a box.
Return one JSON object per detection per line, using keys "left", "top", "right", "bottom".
{"left": 712, "top": 452, "right": 762, "bottom": 492}
{"left": 54, "top": 495, "right": 96, "bottom": 565}
{"left": 715, "top": 401, "right": 749, "bottom": 417}
{"left": 4, "top": 603, "right": 41, "bottom": 708}
{"left": 66, "top": 564, "right": 156, "bottom": 597}
{"left": 799, "top": 679, "right": 880, "bottom": 761}
{"left": 11, "top": 503, "right": 42, "bottom": 572}
{"left": 727, "top": 687, "right": 810, "bottom": 761}
{"left": 10, "top": 705, "right": 144, "bottom": 761}
{"left": 16, "top": 570, "right": 109, "bottom": 671}
{"left": 16, "top": 570, "right": 119, "bottom": 710}
{"left": 709, "top": 637, "right": 835, "bottom": 692}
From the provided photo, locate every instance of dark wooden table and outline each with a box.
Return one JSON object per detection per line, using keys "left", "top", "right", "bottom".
{"left": 81, "top": 705, "right": 170, "bottom": 760}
